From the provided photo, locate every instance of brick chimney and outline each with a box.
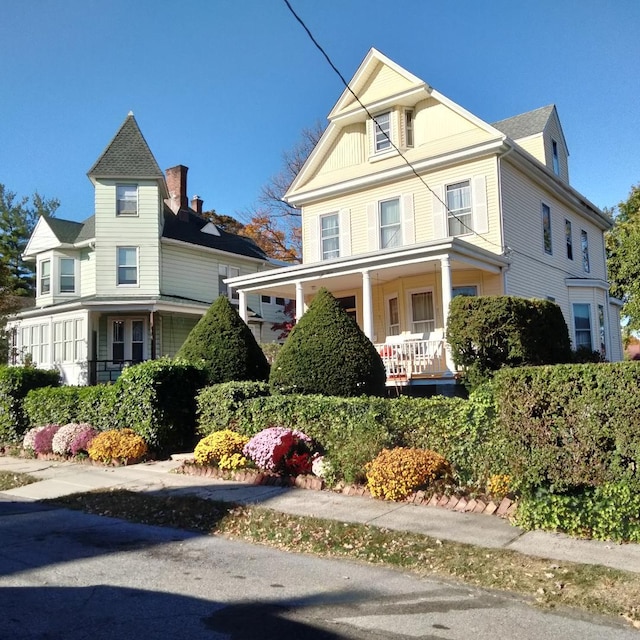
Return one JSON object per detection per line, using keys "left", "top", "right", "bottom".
{"left": 191, "top": 195, "right": 203, "bottom": 214}
{"left": 165, "top": 165, "right": 189, "bottom": 214}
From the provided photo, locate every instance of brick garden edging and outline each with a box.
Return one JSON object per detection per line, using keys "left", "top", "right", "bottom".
{"left": 175, "top": 460, "right": 517, "bottom": 519}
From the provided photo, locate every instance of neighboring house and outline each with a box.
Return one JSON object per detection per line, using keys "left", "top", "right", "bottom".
{"left": 227, "top": 48, "right": 623, "bottom": 391}
{"left": 6, "top": 113, "right": 286, "bottom": 384}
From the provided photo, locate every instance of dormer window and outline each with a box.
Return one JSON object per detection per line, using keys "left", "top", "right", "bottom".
{"left": 116, "top": 184, "right": 138, "bottom": 216}
{"left": 374, "top": 112, "right": 392, "bottom": 152}
{"left": 552, "top": 140, "right": 560, "bottom": 175}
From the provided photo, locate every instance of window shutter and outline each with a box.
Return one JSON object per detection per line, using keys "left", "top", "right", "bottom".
{"left": 304, "top": 217, "right": 319, "bottom": 263}
{"left": 472, "top": 175, "right": 489, "bottom": 234}
{"left": 367, "top": 202, "right": 378, "bottom": 250}
{"left": 401, "top": 193, "right": 415, "bottom": 245}
{"left": 366, "top": 118, "right": 374, "bottom": 157}
{"left": 339, "top": 209, "right": 351, "bottom": 257}
{"left": 432, "top": 186, "right": 446, "bottom": 239}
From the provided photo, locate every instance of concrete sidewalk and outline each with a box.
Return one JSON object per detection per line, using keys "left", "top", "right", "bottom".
{"left": 1, "top": 454, "right": 639, "bottom": 574}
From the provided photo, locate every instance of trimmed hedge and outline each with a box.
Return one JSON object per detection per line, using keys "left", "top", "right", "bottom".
{"left": 112, "top": 359, "right": 208, "bottom": 454}
{"left": 23, "top": 385, "right": 118, "bottom": 431}
{"left": 0, "top": 366, "right": 60, "bottom": 441}
{"left": 269, "top": 288, "right": 386, "bottom": 397}
{"left": 176, "top": 296, "right": 270, "bottom": 385}
{"left": 447, "top": 295, "right": 572, "bottom": 387}
{"left": 493, "top": 362, "right": 640, "bottom": 494}
{"left": 196, "top": 385, "right": 500, "bottom": 484}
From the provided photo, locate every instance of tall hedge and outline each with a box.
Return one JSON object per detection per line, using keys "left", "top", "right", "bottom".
{"left": 113, "top": 359, "right": 208, "bottom": 454}
{"left": 493, "top": 362, "right": 640, "bottom": 494}
{"left": 176, "top": 296, "right": 269, "bottom": 385}
{"left": 0, "top": 366, "right": 60, "bottom": 441}
{"left": 447, "top": 295, "right": 571, "bottom": 387}
{"left": 269, "top": 288, "right": 386, "bottom": 397}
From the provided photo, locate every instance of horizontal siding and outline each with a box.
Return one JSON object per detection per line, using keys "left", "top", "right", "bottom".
{"left": 513, "top": 135, "right": 546, "bottom": 166}
{"left": 26, "top": 220, "right": 59, "bottom": 254}
{"left": 80, "top": 247, "right": 96, "bottom": 297}
{"left": 544, "top": 114, "right": 569, "bottom": 182}
{"left": 160, "top": 314, "right": 199, "bottom": 357}
{"left": 303, "top": 156, "right": 502, "bottom": 262}
{"left": 94, "top": 180, "right": 162, "bottom": 296}
{"left": 500, "top": 159, "right": 608, "bottom": 330}
{"left": 358, "top": 62, "right": 414, "bottom": 106}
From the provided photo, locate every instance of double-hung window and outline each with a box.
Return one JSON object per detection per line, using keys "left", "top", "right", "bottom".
{"left": 374, "top": 111, "right": 391, "bottom": 152}
{"left": 573, "top": 303, "right": 592, "bottom": 349}
{"left": 446, "top": 181, "right": 472, "bottom": 236}
{"left": 542, "top": 203, "right": 552, "bottom": 254}
{"left": 565, "top": 220, "right": 573, "bottom": 260}
{"left": 116, "top": 185, "right": 138, "bottom": 216}
{"left": 581, "top": 230, "right": 590, "bottom": 273}
{"left": 380, "top": 198, "right": 401, "bottom": 249}
{"left": 410, "top": 291, "right": 435, "bottom": 334}
{"left": 117, "top": 247, "right": 138, "bottom": 286}
{"left": 59, "top": 258, "right": 75, "bottom": 293}
{"left": 219, "top": 265, "right": 240, "bottom": 299}
{"left": 387, "top": 296, "right": 400, "bottom": 336}
{"left": 404, "top": 109, "right": 414, "bottom": 147}
{"left": 320, "top": 213, "right": 340, "bottom": 260}
{"left": 40, "top": 259, "right": 51, "bottom": 295}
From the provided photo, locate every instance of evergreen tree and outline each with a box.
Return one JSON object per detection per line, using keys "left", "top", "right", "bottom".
{"left": 175, "top": 296, "right": 269, "bottom": 384}
{"left": 269, "top": 288, "right": 386, "bottom": 397}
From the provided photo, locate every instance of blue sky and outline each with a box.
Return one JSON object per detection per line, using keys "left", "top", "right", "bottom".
{"left": 1, "top": 0, "right": 639, "bottom": 224}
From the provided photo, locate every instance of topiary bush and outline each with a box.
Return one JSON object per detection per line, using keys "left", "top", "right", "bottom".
{"left": 194, "top": 429, "right": 249, "bottom": 467}
{"left": 176, "top": 296, "right": 270, "bottom": 385}
{"left": 0, "top": 366, "right": 60, "bottom": 441}
{"left": 447, "top": 295, "right": 572, "bottom": 388}
{"left": 88, "top": 428, "right": 148, "bottom": 464}
{"left": 366, "top": 447, "right": 452, "bottom": 501}
{"left": 269, "top": 288, "right": 386, "bottom": 397}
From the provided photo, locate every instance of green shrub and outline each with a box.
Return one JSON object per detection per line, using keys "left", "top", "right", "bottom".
{"left": 269, "top": 288, "right": 386, "bottom": 397}
{"left": 447, "top": 296, "right": 571, "bottom": 388}
{"left": 112, "top": 359, "right": 207, "bottom": 454}
{"left": 493, "top": 362, "right": 640, "bottom": 494}
{"left": 0, "top": 366, "right": 60, "bottom": 441}
{"left": 516, "top": 481, "right": 640, "bottom": 543}
{"left": 176, "top": 296, "right": 270, "bottom": 385}
{"left": 196, "top": 381, "right": 271, "bottom": 436}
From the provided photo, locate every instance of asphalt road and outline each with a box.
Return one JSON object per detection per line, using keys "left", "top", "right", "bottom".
{"left": 0, "top": 498, "right": 636, "bottom": 640}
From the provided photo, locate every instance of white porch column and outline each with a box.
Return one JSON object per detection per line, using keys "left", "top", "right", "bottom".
{"left": 238, "top": 290, "right": 248, "bottom": 323}
{"left": 440, "top": 256, "right": 455, "bottom": 374}
{"left": 362, "top": 269, "right": 374, "bottom": 340}
{"left": 295, "top": 281, "right": 304, "bottom": 320}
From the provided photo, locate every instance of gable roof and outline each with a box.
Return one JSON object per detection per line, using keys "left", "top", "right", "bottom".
{"left": 46, "top": 217, "right": 85, "bottom": 244}
{"left": 491, "top": 104, "right": 556, "bottom": 140}
{"left": 162, "top": 208, "right": 268, "bottom": 261}
{"left": 87, "top": 112, "right": 164, "bottom": 180}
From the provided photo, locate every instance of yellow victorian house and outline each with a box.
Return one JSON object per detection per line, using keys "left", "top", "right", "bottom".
{"left": 227, "top": 48, "right": 622, "bottom": 392}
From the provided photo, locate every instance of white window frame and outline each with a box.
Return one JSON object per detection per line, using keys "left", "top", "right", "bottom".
{"left": 542, "top": 203, "right": 552, "bottom": 255}
{"left": 219, "top": 265, "right": 240, "bottom": 300}
{"left": 39, "top": 259, "right": 51, "bottom": 295}
{"left": 446, "top": 180, "right": 472, "bottom": 237}
{"left": 572, "top": 303, "right": 592, "bottom": 350}
{"left": 320, "top": 213, "right": 340, "bottom": 260}
{"left": 452, "top": 285, "right": 478, "bottom": 298}
{"left": 385, "top": 294, "right": 400, "bottom": 337}
{"left": 379, "top": 198, "right": 401, "bottom": 249}
{"left": 581, "top": 230, "right": 590, "bottom": 273}
{"left": 59, "top": 257, "right": 76, "bottom": 294}
{"left": 117, "top": 247, "right": 139, "bottom": 286}
{"left": 116, "top": 184, "right": 138, "bottom": 216}
{"left": 407, "top": 288, "right": 436, "bottom": 336}
{"left": 404, "top": 109, "right": 414, "bottom": 148}
{"left": 373, "top": 111, "right": 392, "bottom": 153}
{"left": 108, "top": 317, "right": 146, "bottom": 365}
{"left": 565, "top": 219, "right": 573, "bottom": 260}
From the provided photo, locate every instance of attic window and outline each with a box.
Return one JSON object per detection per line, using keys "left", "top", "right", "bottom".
{"left": 552, "top": 140, "right": 560, "bottom": 175}
{"left": 116, "top": 185, "right": 138, "bottom": 216}
{"left": 404, "top": 109, "right": 414, "bottom": 147}
{"left": 374, "top": 112, "right": 392, "bottom": 152}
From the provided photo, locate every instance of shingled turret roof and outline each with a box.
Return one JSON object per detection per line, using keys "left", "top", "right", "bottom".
{"left": 87, "top": 112, "right": 164, "bottom": 180}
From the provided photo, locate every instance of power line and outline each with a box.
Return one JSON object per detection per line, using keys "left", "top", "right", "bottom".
{"left": 282, "top": 0, "right": 505, "bottom": 253}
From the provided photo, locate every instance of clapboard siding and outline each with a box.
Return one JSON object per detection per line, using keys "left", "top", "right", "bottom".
{"left": 161, "top": 243, "right": 218, "bottom": 301}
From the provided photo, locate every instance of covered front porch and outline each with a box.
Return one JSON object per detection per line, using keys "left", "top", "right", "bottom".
{"left": 228, "top": 237, "right": 509, "bottom": 388}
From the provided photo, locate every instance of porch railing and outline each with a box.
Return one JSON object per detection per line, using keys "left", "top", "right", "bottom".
{"left": 88, "top": 360, "right": 139, "bottom": 385}
{"left": 374, "top": 338, "right": 449, "bottom": 383}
